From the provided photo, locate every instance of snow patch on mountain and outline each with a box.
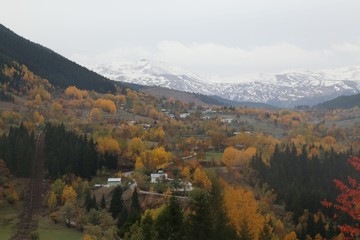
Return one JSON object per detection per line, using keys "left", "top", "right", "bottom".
{"left": 90, "top": 60, "right": 360, "bottom": 108}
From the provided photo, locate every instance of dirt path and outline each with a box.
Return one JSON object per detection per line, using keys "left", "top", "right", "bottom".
{"left": 11, "top": 132, "right": 47, "bottom": 240}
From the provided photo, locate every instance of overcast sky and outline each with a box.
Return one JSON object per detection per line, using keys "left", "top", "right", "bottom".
{"left": 1, "top": 0, "right": 360, "bottom": 81}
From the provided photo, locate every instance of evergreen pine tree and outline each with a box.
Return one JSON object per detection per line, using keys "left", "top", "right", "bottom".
{"left": 153, "top": 196, "right": 184, "bottom": 240}
{"left": 187, "top": 190, "right": 213, "bottom": 240}
{"left": 141, "top": 213, "right": 154, "bottom": 240}
{"left": 109, "top": 186, "right": 123, "bottom": 218}
{"left": 91, "top": 195, "right": 98, "bottom": 210}
{"left": 100, "top": 194, "right": 106, "bottom": 209}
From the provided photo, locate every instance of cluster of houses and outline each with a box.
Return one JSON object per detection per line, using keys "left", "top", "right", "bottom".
{"left": 98, "top": 169, "right": 193, "bottom": 193}
{"left": 150, "top": 169, "right": 194, "bottom": 192}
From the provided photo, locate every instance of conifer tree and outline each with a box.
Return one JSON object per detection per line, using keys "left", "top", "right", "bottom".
{"left": 153, "top": 196, "right": 184, "bottom": 240}
{"left": 100, "top": 194, "right": 106, "bottom": 209}
{"left": 187, "top": 190, "right": 213, "bottom": 240}
{"left": 109, "top": 186, "right": 123, "bottom": 218}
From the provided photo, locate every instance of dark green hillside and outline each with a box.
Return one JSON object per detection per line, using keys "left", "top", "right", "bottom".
{"left": 0, "top": 24, "right": 115, "bottom": 93}
{"left": 316, "top": 93, "right": 360, "bottom": 109}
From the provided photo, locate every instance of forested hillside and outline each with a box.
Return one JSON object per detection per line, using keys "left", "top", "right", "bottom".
{"left": 0, "top": 24, "right": 115, "bottom": 93}
{"left": 316, "top": 93, "right": 360, "bottom": 109}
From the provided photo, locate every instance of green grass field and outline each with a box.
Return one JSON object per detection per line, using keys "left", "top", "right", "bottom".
{"left": 205, "top": 152, "right": 223, "bottom": 162}
{"left": 37, "top": 217, "right": 83, "bottom": 240}
{"left": 0, "top": 204, "right": 20, "bottom": 240}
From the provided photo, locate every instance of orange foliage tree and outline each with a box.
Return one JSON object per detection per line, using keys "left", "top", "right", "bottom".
{"left": 322, "top": 156, "right": 360, "bottom": 239}
{"left": 65, "top": 86, "right": 88, "bottom": 99}
{"left": 89, "top": 108, "right": 104, "bottom": 122}
{"left": 193, "top": 168, "right": 212, "bottom": 191}
{"left": 97, "top": 137, "right": 120, "bottom": 155}
{"left": 222, "top": 146, "right": 257, "bottom": 167}
{"left": 61, "top": 185, "right": 77, "bottom": 203}
{"left": 94, "top": 98, "right": 117, "bottom": 113}
{"left": 127, "top": 137, "right": 145, "bottom": 160}
{"left": 141, "top": 147, "right": 172, "bottom": 170}
{"left": 223, "top": 183, "right": 264, "bottom": 239}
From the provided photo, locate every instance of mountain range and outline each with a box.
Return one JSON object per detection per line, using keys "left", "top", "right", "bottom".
{"left": 91, "top": 60, "right": 360, "bottom": 108}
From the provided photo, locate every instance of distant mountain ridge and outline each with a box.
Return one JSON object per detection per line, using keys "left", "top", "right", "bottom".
{"left": 315, "top": 93, "right": 360, "bottom": 109}
{"left": 91, "top": 60, "right": 360, "bottom": 108}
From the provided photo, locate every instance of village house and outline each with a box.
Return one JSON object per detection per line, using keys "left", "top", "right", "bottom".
{"left": 107, "top": 178, "right": 121, "bottom": 187}
{"left": 150, "top": 169, "right": 168, "bottom": 183}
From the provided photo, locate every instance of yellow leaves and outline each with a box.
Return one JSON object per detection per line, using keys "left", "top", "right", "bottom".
{"left": 47, "top": 191, "right": 57, "bottom": 210}
{"left": 89, "top": 108, "right": 104, "bottom": 122}
{"left": 222, "top": 146, "right": 257, "bottom": 167}
{"left": 61, "top": 185, "right": 77, "bottom": 203}
{"left": 193, "top": 168, "right": 212, "bottom": 191}
{"left": 224, "top": 184, "right": 264, "bottom": 240}
{"left": 22, "top": 121, "right": 35, "bottom": 133}
{"left": 143, "top": 204, "right": 166, "bottom": 220}
{"left": 50, "top": 102, "right": 63, "bottom": 118}
{"left": 115, "top": 95, "right": 126, "bottom": 104}
{"left": 164, "top": 187, "right": 172, "bottom": 196}
{"left": 94, "top": 98, "right": 117, "bottom": 113}
{"left": 127, "top": 137, "right": 145, "bottom": 159}
{"left": 141, "top": 147, "right": 172, "bottom": 170}
{"left": 126, "top": 89, "right": 138, "bottom": 101}
{"left": 51, "top": 102, "right": 63, "bottom": 113}
{"left": 182, "top": 167, "right": 191, "bottom": 182}
{"left": 97, "top": 137, "right": 120, "bottom": 155}
{"left": 135, "top": 157, "right": 145, "bottom": 170}
{"left": 82, "top": 234, "right": 94, "bottom": 240}
{"left": 30, "top": 85, "right": 51, "bottom": 101}
{"left": 284, "top": 231, "right": 298, "bottom": 240}
{"left": 1, "top": 111, "right": 21, "bottom": 125}
{"left": 321, "top": 135, "right": 336, "bottom": 145}
{"left": 65, "top": 86, "right": 88, "bottom": 99}
{"left": 2, "top": 64, "right": 16, "bottom": 78}
{"left": 34, "top": 111, "right": 45, "bottom": 125}
{"left": 34, "top": 94, "right": 41, "bottom": 105}
{"left": 223, "top": 147, "right": 241, "bottom": 166}
{"left": 6, "top": 189, "right": 19, "bottom": 204}
{"left": 147, "top": 127, "right": 165, "bottom": 142}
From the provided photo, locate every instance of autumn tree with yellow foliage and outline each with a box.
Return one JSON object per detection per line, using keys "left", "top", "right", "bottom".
{"left": 222, "top": 146, "right": 257, "bottom": 167}
{"left": 97, "top": 137, "right": 120, "bottom": 155}
{"left": 193, "top": 167, "right": 212, "bottom": 191}
{"left": 94, "top": 98, "right": 117, "bottom": 113}
{"left": 223, "top": 183, "right": 264, "bottom": 239}
{"left": 140, "top": 147, "right": 172, "bottom": 170}
{"left": 61, "top": 185, "right": 77, "bottom": 203}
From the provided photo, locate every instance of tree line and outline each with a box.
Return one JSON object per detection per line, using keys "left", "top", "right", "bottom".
{"left": 44, "top": 123, "right": 99, "bottom": 179}
{"left": 0, "top": 123, "right": 34, "bottom": 177}
{"left": 251, "top": 144, "right": 358, "bottom": 238}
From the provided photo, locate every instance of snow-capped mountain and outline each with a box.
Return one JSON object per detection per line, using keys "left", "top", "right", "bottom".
{"left": 90, "top": 60, "right": 360, "bottom": 108}
{"left": 91, "top": 59, "right": 215, "bottom": 95}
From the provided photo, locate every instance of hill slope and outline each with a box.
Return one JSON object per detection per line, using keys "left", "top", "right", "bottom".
{"left": 0, "top": 24, "right": 115, "bottom": 93}
{"left": 316, "top": 93, "right": 360, "bottom": 109}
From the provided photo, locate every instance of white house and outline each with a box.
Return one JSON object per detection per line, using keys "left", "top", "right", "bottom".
{"left": 221, "top": 118, "right": 233, "bottom": 123}
{"left": 107, "top": 178, "right": 121, "bottom": 187}
{"left": 150, "top": 170, "right": 168, "bottom": 183}
{"left": 179, "top": 113, "right": 190, "bottom": 118}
